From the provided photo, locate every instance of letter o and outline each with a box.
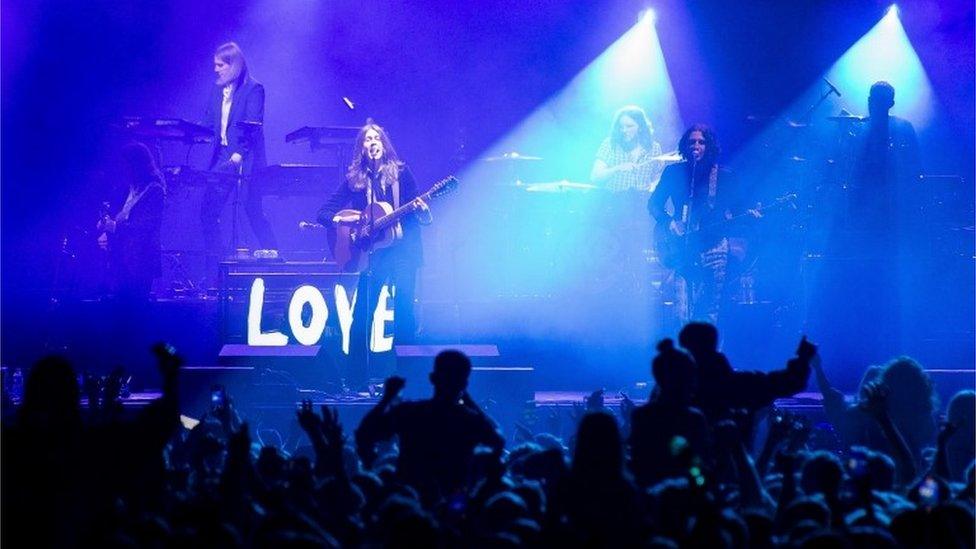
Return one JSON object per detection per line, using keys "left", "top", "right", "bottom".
{"left": 288, "top": 285, "right": 328, "bottom": 345}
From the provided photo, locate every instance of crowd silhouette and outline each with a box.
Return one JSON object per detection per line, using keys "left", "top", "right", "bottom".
{"left": 2, "top": 324, "right": 973, "bottom": 548}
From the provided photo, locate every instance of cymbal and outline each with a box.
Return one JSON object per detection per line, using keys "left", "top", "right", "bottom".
{"left": 484, "top": 151, "right": 544, "bottom": 162}
{"left": 827, "top": 114, "right": 867, "bottom": 122}
{"left": 649, "top": 151, "right": 683, "bottom": 162}
{"left": 524, "top": 180, "right": 598, "bottom": 193}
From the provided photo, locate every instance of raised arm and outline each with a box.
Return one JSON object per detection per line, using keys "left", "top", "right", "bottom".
{"left": 460, "top": 390, "right": 505, "bottom": 452}
{"left": 932, "top": 421, "right": 957, "bottom": 481}
{"left": 354, "top": 376, "right": 405, "bottom": 468}
{"left": 716, "top": 420, "right": 775, "bottom": 511}
{"left": 810, "top": 353, "right": 849, "bottom": 430}
{"left": 860, "top": 382, "right": 917, "bottom": 485}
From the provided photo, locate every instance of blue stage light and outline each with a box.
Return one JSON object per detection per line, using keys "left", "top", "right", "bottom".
{"left": 826, "top": 4, "right": 934, "bottom": 126}
{"left": 639, "top": 8, "right": 657, "bottom": 25}
{"left": 439, "top": 13, "right": 683, "bottom": 347}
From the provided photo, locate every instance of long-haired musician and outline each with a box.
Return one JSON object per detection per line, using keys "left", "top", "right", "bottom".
{"left": 648, "top": 124, "right": 745, "bottom": 325}
{"left": 200, "top": 42, "right": 278, "bottom": 279}
{"left": 98, "top": 141, "right": 166, "bottom": 301}
{"left": 317, "top": 121, "right": 431, "bottom": 390}
{"left": 590, "top": 105, "right": 664, "bottom": 192}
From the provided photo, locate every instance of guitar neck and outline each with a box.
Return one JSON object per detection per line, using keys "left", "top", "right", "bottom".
{"left": 372, "top": 188, "right": 437, "bottom": 231}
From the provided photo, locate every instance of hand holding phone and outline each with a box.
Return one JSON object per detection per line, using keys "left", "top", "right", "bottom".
{"left": 211, "top": 384, "right": 227, "bottom": 410}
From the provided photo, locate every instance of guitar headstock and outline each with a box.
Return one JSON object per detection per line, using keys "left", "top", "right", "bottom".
{"left": 428, "top": 176, "right": 459, "bottom": 199}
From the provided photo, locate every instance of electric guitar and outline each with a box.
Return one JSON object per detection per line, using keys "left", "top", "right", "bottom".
{"left": 653, "top": 192, "right": 796, "bottom": 270}
{"left": 325, "top": 175, "right": 459, "bottom": 272}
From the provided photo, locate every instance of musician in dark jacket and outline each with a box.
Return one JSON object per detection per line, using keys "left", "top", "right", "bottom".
{"left": 199, "top": 42, "right": 277, "bottom": 277}
{"left": 648, "top": 124, "right": 751, "bottom": 324}
{"left": 99, "top": 142, "right": 165, "bottom": 301}
{"left": 318, "top": 121, "right": 430, "bottom": 389}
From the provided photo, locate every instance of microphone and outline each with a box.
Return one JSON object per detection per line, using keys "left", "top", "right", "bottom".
{"left": 236, "top": 120, "right": 263, "bottom": 131}
{"left": 823, "top": 77, "right": 841, "bottom": 98}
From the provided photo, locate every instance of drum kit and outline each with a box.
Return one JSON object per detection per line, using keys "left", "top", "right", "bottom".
{"left": 479, "top": 149, "right": 688, "bottom": 297}
{"left": 482, "top": 150, "right": 682, "bottom": 193}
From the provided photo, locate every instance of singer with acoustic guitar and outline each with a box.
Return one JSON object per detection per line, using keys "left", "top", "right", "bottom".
{"left": 317, "top": 121, "right": 433, "bottom": 391}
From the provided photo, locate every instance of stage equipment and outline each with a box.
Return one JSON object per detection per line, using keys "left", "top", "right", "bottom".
{"left": 483, "top": 151, "right": 544, "bottom": 162}
{"left": 649, "top": 151, "right": 684, "bottom": 162}
{"left": 522, "top": 181, "right": 598, "bottom": 193}
{"left": 116, "top": 117, "right": 214, "bottom": 143}
{"left": 285, "top": 126, "right": 360, "bottom": 151}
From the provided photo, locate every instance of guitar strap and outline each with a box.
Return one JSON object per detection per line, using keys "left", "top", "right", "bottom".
{"left": 707, "top": 164, "right": 718, "bottom": 209}
{"left": 685, "top": 163, "right": 720, "bottom": 224}
{"left": 365, "top": 167, "right": 404, "bottom": 240}
{"left": 391, "top": 169, "right": 403, "bottom": 239}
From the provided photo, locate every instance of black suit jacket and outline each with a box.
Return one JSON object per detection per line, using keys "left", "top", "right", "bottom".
{"left": 203, "top": 74, "right": 266, "bottom": 175}
{"left": 648, "top": 161, "right": 741, "bottom": 249}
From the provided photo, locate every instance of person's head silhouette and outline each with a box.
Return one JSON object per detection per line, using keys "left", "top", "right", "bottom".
{"left": 20, "top": 355, "right": 80, "bottom": 429}
{"left": 430, "top": 350, "right": 472, "bottom": 400}
{"left": 868, "top": 81, "right": 896, "bottom": 119}
{"left": 678, "top": 322, "right": 719, "bottom": 358}
{"left": 652, "top": 338, "right": 697, "bottom": 402}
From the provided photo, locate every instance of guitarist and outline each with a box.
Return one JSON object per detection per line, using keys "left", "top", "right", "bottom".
{"left": 98, "top": 142, "right": 166, "bottom": 302}
{"left": 648, "top": 124, "right": 751, "bottom": 325}
{"left": 317, "top": 122, "right": 431, "bottom": 390}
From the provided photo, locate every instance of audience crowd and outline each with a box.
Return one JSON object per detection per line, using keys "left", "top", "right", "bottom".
{"left": 2, "top": 322, "right": 973, "bottom": 547}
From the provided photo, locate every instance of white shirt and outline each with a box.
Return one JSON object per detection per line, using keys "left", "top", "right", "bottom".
{"left": 220, "top": 85, "right": 233, "bottom": 146}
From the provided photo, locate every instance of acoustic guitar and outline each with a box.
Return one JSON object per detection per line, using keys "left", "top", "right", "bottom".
{"left": 327, "top": 175, "right": 459, "bottom": 272}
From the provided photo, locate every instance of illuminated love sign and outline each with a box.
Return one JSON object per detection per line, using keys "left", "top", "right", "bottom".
{"left": 246, "top": 277, "right": 395, "bottom": 353}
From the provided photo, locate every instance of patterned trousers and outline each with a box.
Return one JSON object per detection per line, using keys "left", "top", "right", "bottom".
{"left": 675, "top": 238, "right": 729, "bottom": 325}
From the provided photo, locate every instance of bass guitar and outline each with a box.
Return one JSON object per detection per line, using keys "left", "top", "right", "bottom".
{"left": 326, "top": 175, "right": 458, "bottom": 272}
{"left": 653, "top": 192, "right": 796, "bottom": 270}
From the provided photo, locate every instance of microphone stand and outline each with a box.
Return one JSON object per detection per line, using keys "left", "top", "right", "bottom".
{"left": 231, "top": 162, "right": 245, "bottom": 259}
{"left": 231, "top": 120, "right": 261, "bottom": 260}
{"left": 798, "top": 79, "right": 842, "bottom": 125}
{"left": 361, "top": 165, "right": 378, "bottom": 393}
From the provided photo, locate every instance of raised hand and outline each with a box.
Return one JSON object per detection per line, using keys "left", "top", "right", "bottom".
{"left": 151, "top": 342, "right": 183, "bottom": 381}
{"left": 297, "top": 399, "right": 321, "bottom": 435}
{"left": 796, "top": 336, "right": 818, "bottom": 361}
{"left": 774, "top": 450, "right": 798, "bottom": 474}
{"left": 585, "top": 388, "right": 605, "bottom": 412}
{"left": 228, "top": 421, "right": 251, "bottom": 459}
{"left": 382, "top": 376, "right": 406, "bottom": 402}
{"left": 858, "top": 382, "right": 890, "bottom": 421}
{"left": 937, "top": 420, "right": 958, "bottom": 447}
{"left": 319, "top": 404, "right": 344, "bottom": 446}
{"left": 619, "top": 392, "right": 636, "bottom": 420}
{"left": 768, "top": 409, "right": 793, "bottom": 443}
